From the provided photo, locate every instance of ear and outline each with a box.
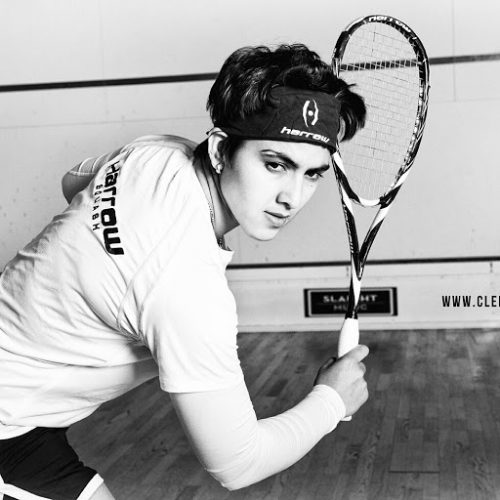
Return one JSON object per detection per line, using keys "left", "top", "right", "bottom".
{"left": 338, "top": 119, "right": 346, "bottom": 143}
{"left": 207, "top": 128, "right": 228, "bottom": 169}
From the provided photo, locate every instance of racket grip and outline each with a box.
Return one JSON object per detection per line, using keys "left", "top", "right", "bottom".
{"left": 338, "top": 317, "right": 360, "bottom": 422}
{"left": 338, "top": 317, "right": 360, "bottom": 357}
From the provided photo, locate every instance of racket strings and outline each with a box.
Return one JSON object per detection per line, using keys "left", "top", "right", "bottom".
{"left": 339, "top": 23, "right": 421, "bottom": 201}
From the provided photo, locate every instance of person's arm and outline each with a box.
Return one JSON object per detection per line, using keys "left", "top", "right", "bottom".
{"left": 170, "top": 346, "right": 369, "bottom": 490}
{"left": 128, "top": 197, "right": 368, "bottom": 489}
{"left": 61, "top": 148, "right": 122, "bottom": 203}
{"left": 61, "top": 168, "right": 93, "bottom": 203}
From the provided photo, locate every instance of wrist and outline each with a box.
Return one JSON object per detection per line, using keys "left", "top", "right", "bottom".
{"left": 311, "top": 384, "right": 347, "bottom": 430}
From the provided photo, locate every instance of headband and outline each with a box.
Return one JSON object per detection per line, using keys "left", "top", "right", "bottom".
{"left": 215, "top": 86, "right": 341, "bottom": 152}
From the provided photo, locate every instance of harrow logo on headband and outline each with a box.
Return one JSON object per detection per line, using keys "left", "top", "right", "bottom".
{"left": 303, "top": 99, "right": 319, "bottom": 128}
{"left": 279, "top": 126, "right": 330, "bottom": 145}
{"left": 216, "top": 87, "right": 339, "bottom": 152}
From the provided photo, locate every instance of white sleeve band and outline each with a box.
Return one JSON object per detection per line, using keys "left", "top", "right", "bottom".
{"left": 66, "top": 148, "right": 124, "bottom": 178}
{"left": 169, "top": 380, "right": 346, "bottom": 490}
{"left": 310, "top": 384, "right": 347, "bottom": 430}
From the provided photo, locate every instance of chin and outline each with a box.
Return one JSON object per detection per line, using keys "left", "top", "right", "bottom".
{"left": 243, "top": 226, "right": 280, "bottom": 241}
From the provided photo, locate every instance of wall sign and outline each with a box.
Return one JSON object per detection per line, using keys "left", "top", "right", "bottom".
{"left": 304, "top": 287, "right": 398, "bottom": 317}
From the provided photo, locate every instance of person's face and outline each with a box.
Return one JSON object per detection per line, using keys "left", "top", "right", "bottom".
{"left": 219, "top": 139, "right": 331, "bottom": 241}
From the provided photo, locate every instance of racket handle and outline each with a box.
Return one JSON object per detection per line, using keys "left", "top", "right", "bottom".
{"left": 338, "top": 317, "right": 360, "bottom": 422}
{"left": 338, "top": 317, "right": 360, "bottom": 357}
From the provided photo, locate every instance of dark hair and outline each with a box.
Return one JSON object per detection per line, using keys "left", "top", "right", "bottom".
{"left": 195, "top": 44, "right": 366, "bottom": 161}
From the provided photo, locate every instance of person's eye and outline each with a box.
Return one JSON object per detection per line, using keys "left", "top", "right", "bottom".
{"left": 306, "top": 170, "right": 324, "bottom": 181}
{"left": 265, "top": 161, "right": 286, "bottom": 172}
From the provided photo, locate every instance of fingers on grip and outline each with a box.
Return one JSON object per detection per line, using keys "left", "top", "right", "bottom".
{"left": 344, "top": 344, "right": 369, "bottom": 361}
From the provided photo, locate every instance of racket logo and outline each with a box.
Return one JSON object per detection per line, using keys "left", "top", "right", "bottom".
{"left": 302, "top": 100, "right": 319, "bottom": 127}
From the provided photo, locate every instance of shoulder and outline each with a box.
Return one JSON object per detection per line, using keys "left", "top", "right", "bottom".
{"left": 124, "top": 135, "right": 198, "bottom": 157}
{"left": 110, "top": 135, "right": 199, "bottom": 183}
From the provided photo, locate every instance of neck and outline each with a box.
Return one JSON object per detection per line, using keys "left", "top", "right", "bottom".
{"left": 194, "top": 154, "right": 238, "bottom": 240}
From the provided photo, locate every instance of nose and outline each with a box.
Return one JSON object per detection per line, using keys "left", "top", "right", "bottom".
{"left": 277, "top": 175, "right": 303, "bottom": 211}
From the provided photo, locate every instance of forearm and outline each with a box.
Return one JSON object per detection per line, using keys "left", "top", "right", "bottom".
{"left": 216, "top": 384, "right": 345, "bottom": 489}
{"left": 62, "top": 148, "right": 123, "bottom": 203}
{"left": 170, "top": 381, "right": 345, "bottom": 490}
{"left": 61, "top": 170, "right": 93, "bottom": 203}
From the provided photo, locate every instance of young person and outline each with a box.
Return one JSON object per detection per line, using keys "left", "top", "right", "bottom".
{"left": 0, "top": 44, "right": 368, "bottom": 500}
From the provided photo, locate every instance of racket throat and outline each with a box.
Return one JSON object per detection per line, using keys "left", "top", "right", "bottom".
{"left": 346, "top": 268, "right": 363, "bottom": 319}
{"left": 345, "top": 310, "right": 358, "bottom": 320}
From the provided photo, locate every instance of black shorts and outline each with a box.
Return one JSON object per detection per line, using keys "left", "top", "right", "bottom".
{"left": 0, "top": 427, "right": 103, "bottom": 500}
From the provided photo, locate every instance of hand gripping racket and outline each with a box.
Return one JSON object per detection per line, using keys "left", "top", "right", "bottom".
{"left": 332, "top": 15, "right": 430, "bottom": 384}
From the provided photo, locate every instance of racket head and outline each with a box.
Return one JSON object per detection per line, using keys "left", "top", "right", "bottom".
{"left": 332, "top": 15, "right": 430, "bottom": 205}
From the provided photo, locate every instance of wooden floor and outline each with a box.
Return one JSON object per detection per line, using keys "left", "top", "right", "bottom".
{"left": 69, "top": 329, "right": 500, "bottom": 500}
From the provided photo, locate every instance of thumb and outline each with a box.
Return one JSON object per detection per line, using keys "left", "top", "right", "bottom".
{"left": 342, "top": 344, "right": 369, "bottom": 362}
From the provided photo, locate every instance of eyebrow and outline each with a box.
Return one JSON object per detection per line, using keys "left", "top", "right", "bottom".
{"left": 260, "top": 149, "right": 331, "bottom": 173}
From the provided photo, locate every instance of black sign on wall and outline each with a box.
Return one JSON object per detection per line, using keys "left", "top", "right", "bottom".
{"left": 304, "top": 288, "right": 398, "bottom": 317}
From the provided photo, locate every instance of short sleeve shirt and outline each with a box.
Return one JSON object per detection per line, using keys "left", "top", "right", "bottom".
{"left": 0, "top": 136, "right": 243, "bottom": 439}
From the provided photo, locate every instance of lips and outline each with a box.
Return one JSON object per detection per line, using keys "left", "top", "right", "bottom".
{"left": 265, "top": 211, "right": 290, "bottom": 227}
{"left": 266, "top": 211, "right": 289, "bottom": 219}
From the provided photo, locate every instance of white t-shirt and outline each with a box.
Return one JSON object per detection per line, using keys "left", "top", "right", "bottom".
{"left": 0, "top": 136, "right": 243, "bottom": 439}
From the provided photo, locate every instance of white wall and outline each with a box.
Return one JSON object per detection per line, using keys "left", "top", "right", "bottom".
{"left": 1, "top": 0, "right": 499, "bottom": 329}
{"left": 229, "top": 261, "right": 500, "bottom": 332}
